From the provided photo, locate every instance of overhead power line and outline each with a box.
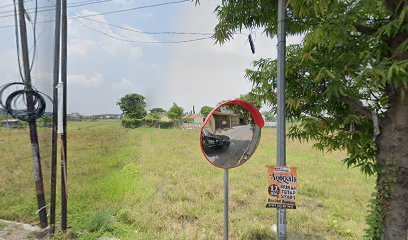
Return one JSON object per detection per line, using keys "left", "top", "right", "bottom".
{"left": 0, "top": 0, "right": 188, "bottom": 19}
{"left": 0, "top": 0, "right": 33, "bottom": 10}
{"left": 74, "top": 0, "right": 190, "bottom": 19}
{"left": 5, "top": 0, "right": 213, "bottom": 44}
{"left": 0, "top": 0, "right": 113, "bottom": 18}
{"left": 73, "top": 17, "right": 213, "bottom": 44}
{"left": 80, "top": 17, "right": 213, "bottom": 36}
{"left": 0, "top": 0, "right": 191, "bottom": 29}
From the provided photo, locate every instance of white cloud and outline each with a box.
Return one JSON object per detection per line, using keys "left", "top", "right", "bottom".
{"left": 69, "top": 10, "right": 152, "bottom": 59}
{"left": 69, "top": 39, "right": 94, "bottom": 56}
{"left": 112, "top": 78, "right": 134, "bottom": 89}
{"left": 68, "top": 73, "right": 104, "bottom": 86}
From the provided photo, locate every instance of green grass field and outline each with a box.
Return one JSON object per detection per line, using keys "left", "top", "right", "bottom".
{"left": 0, "top": 120, "right": 375, "bottom": 239}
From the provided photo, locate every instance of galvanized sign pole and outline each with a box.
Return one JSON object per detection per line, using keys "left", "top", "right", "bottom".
{"left": 224, "top": 169, "right": 229, "bottom": 240}
{"left": 276, "top": 0, "right": 287, "bottom": 239}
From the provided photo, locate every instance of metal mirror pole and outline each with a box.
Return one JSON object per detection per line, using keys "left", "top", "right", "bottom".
{"left": 276, "top": 0, "right": 287, "bottom": 239}
{"left": 224, "top": 169, "right": 229, "bottom": 240}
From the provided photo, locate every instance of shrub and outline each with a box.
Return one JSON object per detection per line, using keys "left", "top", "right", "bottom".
{"left": 121, "top": 117, "right": 175, "bottom": 129}
{"left": 85, "top": 210, "right": 114, "bottom": 233}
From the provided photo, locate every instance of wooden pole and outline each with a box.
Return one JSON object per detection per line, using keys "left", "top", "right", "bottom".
{"left": 50, "top": 0, "right": 62, "bottom": 234}
{"left": 16, "top": 0, "right": 48, "bottom": 228}
{"left": 61, "top": 0, "right": 68, "bottom": 230}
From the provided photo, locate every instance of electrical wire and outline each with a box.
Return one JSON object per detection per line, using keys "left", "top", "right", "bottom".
{"left": 0, "top": 0, "right": 33, "bottom": 10}
{"left": 80, "top": 17, "right": 213, "bottom": 36}
{"left": 73, "top": 17, "right": 213, "bottom": 43}
{"left": 0, "top": 0, "right": 113, "bottom": 15}
{"left": 0, "top": 0, "right": 188, "bottom": 19}
{"left": 75, "top": 0, "right": 189, "bottom": 19}
{"left": 0, "top": 0, "right": 193, "bottom": 30}
{"left": 29, "top": 0, "right": 38, "bottom": 72}
{"left": 13, "top": 0, "right": 24, "bottom": 82}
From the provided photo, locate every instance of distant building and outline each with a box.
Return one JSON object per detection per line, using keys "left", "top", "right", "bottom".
{"left": 67, "top": 112, "right": 83, "bottom": 121}
{"left": 158, "top": 114, "right": 171, "bottom": 122}
{"left": 182, "top": 114, "right": 204, "bottom": 123}
{"left": 204, "top": 110, "right": 240, "bottom": 132}
{"left": 2, "top": 119, "right": 20, "bottom": 128}
{"left": 181, "top": 114, "right": 205, "bottom": 129}
{"left": 90, "top": 114, "right": 122, "bottom": 120}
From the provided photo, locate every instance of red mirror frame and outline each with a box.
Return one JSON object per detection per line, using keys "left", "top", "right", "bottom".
{"left": 200, "top": 99, "right": 265, "bottom": 169}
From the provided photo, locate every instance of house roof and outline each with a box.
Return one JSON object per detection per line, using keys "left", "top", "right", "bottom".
{"left": 212, "top": 111, "right": 239, "bottom": 117}
{"left": 182, "top": 114, "right": 204, "bottom": 119}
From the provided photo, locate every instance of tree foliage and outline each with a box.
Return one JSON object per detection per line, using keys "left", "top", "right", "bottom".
{"left": 200, "top": 106, "right": 213, "bottom": 118}
{"left": 167, "top": 103, "right": 184, "bottom": 120}
{"left": 209, "top": 0, "right": 408, "bottom": 174}
{"left": 148, "top": 108, "right": 167, "bottom": 119}
{"left": 150, "top": 108, "right": 166, "bottom": 114}
{"left": 262, "top": 111, "right": 276, "bottom": 122}
{"left": 117, "top": 93, "right": 147, "bottom": 119}
{"left": 205, "top": 0, "right": 408, "bottom": 239}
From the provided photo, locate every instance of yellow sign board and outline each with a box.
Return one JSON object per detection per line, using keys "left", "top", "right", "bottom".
{"left": 266, "top": 166, "right": 297, "bottom": 209}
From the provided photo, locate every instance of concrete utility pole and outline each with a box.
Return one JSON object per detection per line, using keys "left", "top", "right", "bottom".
{"left": 17, "top": 0, "right": 48, "bottom": 228}
{"left": 276, "top": 0, "right": 287, "bottom": 239}
{"left": 50, "top": 0, "right": 62, "bottom": 234}
{"left": 61, "top": 0, "right": 68, "bottom": 230}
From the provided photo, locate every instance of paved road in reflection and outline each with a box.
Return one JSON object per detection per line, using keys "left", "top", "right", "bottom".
{"left": 206, "top": 125, "right": 253, "bottom": 168}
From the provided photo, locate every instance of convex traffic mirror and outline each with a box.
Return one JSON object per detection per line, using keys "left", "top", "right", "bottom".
{"left": 200, "top": 100, "right": 264, "bottom": 169}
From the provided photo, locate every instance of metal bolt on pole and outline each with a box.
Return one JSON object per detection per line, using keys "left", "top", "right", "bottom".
{"left": 224, "top": 169, "right": 229, "bottom": 240}
{"left": 276, "top": 0, "right": 287, "bottom": 239}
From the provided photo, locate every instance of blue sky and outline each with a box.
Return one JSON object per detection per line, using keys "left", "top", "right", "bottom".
{"left": 0, "top": 0, "right": 302, "bottom": 115}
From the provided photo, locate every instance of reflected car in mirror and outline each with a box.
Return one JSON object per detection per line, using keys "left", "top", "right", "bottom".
{"left": 201, "top": 129, "right": 230, "bottom": 152}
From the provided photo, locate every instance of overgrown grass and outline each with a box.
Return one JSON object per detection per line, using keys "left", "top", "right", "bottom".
{"left": 0, "top": 121, "right": 375, "bottom": 239}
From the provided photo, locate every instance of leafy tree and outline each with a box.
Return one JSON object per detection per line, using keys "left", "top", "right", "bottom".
{"left": 167, "top": 103, "right": 184, "bottom": 120}
{"left": 150, "top": 108, "right": 166, "bottom": 114}
{"left": 223, "top": 93, "right": 263, "bottom": 124}
{"left": 200, "top": 106, "right": 213, "bottom": 118}
{"left": 149, "top": 108, "right": 167, "bottom": 119}
{"left": 262, "top": 111, "right": 276, "bottom": 122}
{"left": 117, "top": 93, "right": 146, "bottom": 119}
{"left": 204, "top": 0, "right": 408, "bottom": 239}
{"left": 237, "top": 93, "right": 262, "bottom": 109}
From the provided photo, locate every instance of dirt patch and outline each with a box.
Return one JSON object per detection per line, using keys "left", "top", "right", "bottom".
{"left": 0, "top": 219, "right": 47, "bottom": 240}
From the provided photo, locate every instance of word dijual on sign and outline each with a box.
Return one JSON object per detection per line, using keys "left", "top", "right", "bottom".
{"left": 266, "top": 166, "right": 298, "bottom": 209}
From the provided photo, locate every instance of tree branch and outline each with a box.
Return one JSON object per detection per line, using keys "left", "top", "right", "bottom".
{"left": 339, "top": 96, "right": 373, "bottom": 120}
{"left": 384, "top": 0, "right": 405, "bottom": 18}
{"left": 354, "top": 24, "right": 378, "bottom": 35}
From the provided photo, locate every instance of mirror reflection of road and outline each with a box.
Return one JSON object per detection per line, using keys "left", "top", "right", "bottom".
{"left": 207, "top": 125, "right": 253, "bottom": 168}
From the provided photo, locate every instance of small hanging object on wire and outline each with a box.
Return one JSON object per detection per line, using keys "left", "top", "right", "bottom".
{"left": 248, "top": 33, "right": 255, "bottom": 54}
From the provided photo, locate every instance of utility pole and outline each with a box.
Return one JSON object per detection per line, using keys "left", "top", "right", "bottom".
{"left": 17, "top": 0, "right": 48, "bottom": 228}
{"left": 61, "top": 0, "right": 68, "bottom": 231}
{"left": 50, "top": 0, "right": 62, "bottom": 234}
{"left": 276, "top": 0, "right": 287, "bottom": 239}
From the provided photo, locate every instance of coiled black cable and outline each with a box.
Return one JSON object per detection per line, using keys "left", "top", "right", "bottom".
{"left": 0, "top": 82, "right": 50, "bottom": 121}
